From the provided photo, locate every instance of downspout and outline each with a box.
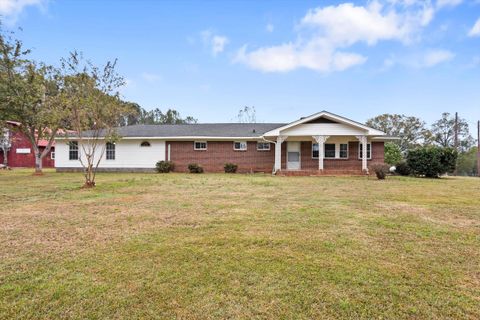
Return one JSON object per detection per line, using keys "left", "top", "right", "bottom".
{"left": 261, "top": 136, "right": 279, "bottom": 175}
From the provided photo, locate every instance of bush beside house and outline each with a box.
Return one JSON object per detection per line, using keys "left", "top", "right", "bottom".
{"left": 224, "top": 163, "right": 238, "bottom": 173}
{"left": 156, "top": 161, "right": 174, "bottom": 173}
{"left": 384, "top": 142, "right": 402, "bottom": 165}
{"left": 394, "top": 161, "right": 412, "bottom": 176}
{"left": 407, "top": 146, "right": 457, "bottom": 178}
{"left": 188, "top": 163, "right": 204, "bottom": 173}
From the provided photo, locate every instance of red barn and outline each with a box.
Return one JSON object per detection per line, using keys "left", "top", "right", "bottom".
{"left": 0, "top": 121, "right": 55, "bottom": 168}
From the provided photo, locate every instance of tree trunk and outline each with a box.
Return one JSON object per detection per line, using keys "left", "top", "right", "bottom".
{"left": 34, "top": 150, "right": 43, "bottom": 175}
{"left": 82, "top": 162, "right": 96, "bottom": 188}
{"left": 1, "top": 147, "right": 7, "bottom": 167}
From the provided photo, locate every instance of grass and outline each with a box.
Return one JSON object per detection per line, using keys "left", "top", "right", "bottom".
{"left": 0, "top": 169, "right": 479, "bottom": 319}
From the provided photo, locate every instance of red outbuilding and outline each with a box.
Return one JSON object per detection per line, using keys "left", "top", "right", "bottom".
{"left": 0, "top": 121, "right": 55, "bottom": 168}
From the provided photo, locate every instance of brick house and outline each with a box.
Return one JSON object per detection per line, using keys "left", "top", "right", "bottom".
{"left": 54, "top": 111, "right": 395, "bottom": 175}
{"left": 0, "top": 121, "right": 55, "bottom": 168}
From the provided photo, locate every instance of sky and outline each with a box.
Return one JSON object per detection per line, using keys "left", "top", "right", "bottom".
{"left": 1, "top": 0, "right": 480, "bottom": 131}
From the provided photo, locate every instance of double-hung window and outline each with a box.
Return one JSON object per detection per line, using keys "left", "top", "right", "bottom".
{"left": 312, "top": 143, "right": 319, "bottom": 158}
{"left": 194, "top": 141, "right": 207, "bottom": 150}
{"left": 339, "top": 144, "right": 348, "bottom": 159}
{"left": 257, "top": 142, "right": 270, "bottom": 151}
{"left": 359, "top": 143, "right": 372, "bottom": 159}
{"left": 313, "top": 142, "right": 349, "bottom": 159}
{"left": 234, "top": 141, "right": 247, "bottom": 151}
{"left": 324, "top": 144, "right": 336, "bottom": 158}
{"left": 106, "top": 142, "right": 115, "bottom": 160}
{"left": 69, "top": 141, "right": 79, "bottom": 160}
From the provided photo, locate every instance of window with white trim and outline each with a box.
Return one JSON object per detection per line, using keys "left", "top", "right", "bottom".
{"left": 359, "top": 143, "right": 372, "bottom": 159}
{"left": 194, "top": 141, "right": 207, "bottom": 150}
{"left": 69, "top": 141, "right": 78, "bottom": 160}
{"left": 106, "top": 142, "right": 115, "bottom": 160}
{"left": 324, "top": 144, "right": 336, "bottom": 158}
{"left": 233, "top": 141, "right": 247, "bottom": 151}
{"left": 50, "top": 151, "right": 55, "bottom": 160}
{"left": 313, "top": 142, "right": 350, "bottom": 159}
{"left": 339, "top": 143, "right": 348, "bottom": 159}
{"left": 257, "top": 142, "right": 270, "bottom": 151}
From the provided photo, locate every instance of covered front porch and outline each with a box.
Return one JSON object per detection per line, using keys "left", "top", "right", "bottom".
{"left": 270, "top": 135, "right": 377, "bottom": 175}
{"left": 261, "top": 111, "right": 391, "bottom": 176}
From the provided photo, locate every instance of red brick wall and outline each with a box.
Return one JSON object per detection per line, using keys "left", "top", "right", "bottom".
{"left": 0, "top": 130, "right": 55, "bottom": 168}
{"left": 167, "top": 141, "right": 275, "bottom": 173}
{"left": 281, "top": 141, "right": 384, "bottom": 171}
{"left": 167, "top": 140, "right": 384, "bottom": 173}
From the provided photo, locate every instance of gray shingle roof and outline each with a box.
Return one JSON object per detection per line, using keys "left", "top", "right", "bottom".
{"left": 109, "top": 123, "right": 286, "bottom": 138}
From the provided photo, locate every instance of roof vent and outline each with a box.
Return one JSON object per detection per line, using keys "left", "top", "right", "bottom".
{"left": 252, "top": 129, "right": 256, "bottom": 133}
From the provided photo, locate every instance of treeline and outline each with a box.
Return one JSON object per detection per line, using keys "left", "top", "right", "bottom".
{"left": 366, "top": 113, "right": 478, "bottom": 176}
{"left": 119, "top": 103, "right": 197, "bottom": 126}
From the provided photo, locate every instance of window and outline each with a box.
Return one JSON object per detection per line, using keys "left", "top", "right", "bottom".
{"left": 194, "top": 141, "right": 207, "bottom": 150}
{"left": 312, "top": 143, "right": 319, "bottom": 159}
{"left": 339, "top": 144, "right": 348, "bottom": 159}
{"left": 106, "top": 142, "right": 115, "bottom": 160}
{"left": 359, "top": 143, "right": 372, "bottom": 159}
{"left": 324, "top": 144, "right": 336, "bottom": 158}
{"left": 233, "top": 141, "right": 247, "bottom": 151}
{"left": 69, "top": 141, "right": 78, "bottom": 160}
{"left": 257, "top": 142, "right": 271, "bottom": 151}
{"left": 140, "top": 141, "right": 151, "bottom": 147}
{"left": 50, "top": 151, "right": 55, "bottom": 160}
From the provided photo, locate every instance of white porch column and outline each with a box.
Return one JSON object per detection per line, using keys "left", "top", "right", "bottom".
{"left": 312, "top": 135, "right": 329, "bottom": 171}
{"left": 274, "top": 135, "right": 288, "bottom": 173}
{"left": 356, "top": 135, "right": 368, "bottom": 173}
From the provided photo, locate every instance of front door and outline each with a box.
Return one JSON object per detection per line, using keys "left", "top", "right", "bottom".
{"left": 287, "top": 142, "right": 301, "bottom": 170}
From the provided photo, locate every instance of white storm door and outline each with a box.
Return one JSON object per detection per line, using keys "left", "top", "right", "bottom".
{"left": 287, "top": 141, "right": 301, "bottom": 170}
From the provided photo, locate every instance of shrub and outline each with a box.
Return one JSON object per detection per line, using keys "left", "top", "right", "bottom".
{"left": 224, "top": 163, "right": 238, "bottom": 173}
{"left": 155, "top": 161, "right": 174, "bottom": 173}
{"left": 384, "top": 142, "right": 403, "bottom": 165}
{"left": 370, "top": 163, "right": 390, "bottom": 180}
{"left": 395, "top": 161, "right": 411, "bottom": 176}
{"left": 407, "top": 146, "right": 457, "bottom": 178}
{"left": 188, "top": 163, "right": 204, "bottom": 173}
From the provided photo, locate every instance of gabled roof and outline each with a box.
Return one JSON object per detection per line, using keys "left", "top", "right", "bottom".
{"left": 262, "top": 110, "right": 386, "bottom": 136}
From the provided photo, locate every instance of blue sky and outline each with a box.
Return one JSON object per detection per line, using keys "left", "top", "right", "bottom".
{"left": 1, "top": 0, "right": 480, "bottom": 130}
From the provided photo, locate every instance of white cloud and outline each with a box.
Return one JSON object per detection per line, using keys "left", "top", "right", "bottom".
{"left": 0, "top": 0, "right": 47, "bottom": 25}
{"left": 201, "top": 30, "right": 229, "bottom": 56}
{"left": 141, "top": 72, "right": 161, "bottom": 82}
{"left": 421, "top": 49, "right": 454, "bottom": 67}
{"left": 468, "top": 18, "right": 480, "bottom": 37}
{"left": 235, "top": 42, "right": 367, "bottom": 73}
{"left": 235, "top": 1, "right": 434, "bottom": 73}
{"left": 436, "top": 0, "right": 463, "bottom": 9}
{"left": 266, "top": 23, "right": 274, "bottom": 33}
{"left": 300, "top": 2, "right": 430, "bottom": 46}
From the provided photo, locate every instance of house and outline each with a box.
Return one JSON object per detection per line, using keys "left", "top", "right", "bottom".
{"left": 0, "top": 121, "right": 55, "bottom": 168}
{"left": 54, "top": 111, "right": 395, "bottom": 174}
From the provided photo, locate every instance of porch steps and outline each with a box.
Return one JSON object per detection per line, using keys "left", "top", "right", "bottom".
{"left": 277, "top": 169, "right": 365, "bottom": 177}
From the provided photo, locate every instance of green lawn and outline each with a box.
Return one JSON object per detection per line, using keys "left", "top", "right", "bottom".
{"left": 0, "top": 169, "right": 479, "bottom": 319}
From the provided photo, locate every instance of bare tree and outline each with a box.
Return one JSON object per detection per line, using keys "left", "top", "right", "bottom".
{"left": 237, "top": 106, "right": 256, "bottom": 123}
{"left": 60, "top": 52, "right": 127, "bottom": 187}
